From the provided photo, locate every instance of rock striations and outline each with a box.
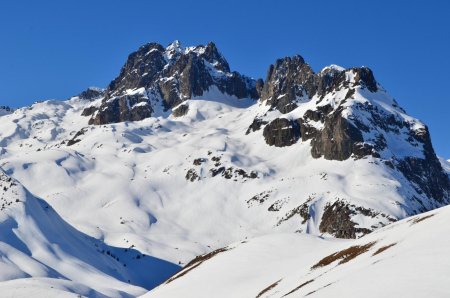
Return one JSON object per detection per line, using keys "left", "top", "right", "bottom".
{"left": 85, "top": 41, "right": 258, "bottom": 125}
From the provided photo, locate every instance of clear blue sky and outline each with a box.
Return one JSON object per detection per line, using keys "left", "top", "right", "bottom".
{"left": 1, "top": 0, "right": 449, "bottom": 157}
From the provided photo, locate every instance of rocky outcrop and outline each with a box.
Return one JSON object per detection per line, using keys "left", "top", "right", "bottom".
{"left": 260, "top": 55, "right": 316, "bottom": 113}
{"left": 260, "top": 57, "right": 378, "bottom": 114}
{"left": 256, "top": 53, "right": 449, "bottom": 206}
{"left": 77, "top": 87, "right": 105, "bottom": 101}
{"left": 89, "top": 93, "right": 152, "bottom": 125}
{"left": 246, "top": 117, "right": 268, "bottom": 135}
{"left": 263, "top": 118, "right": 300, "bottom": 147}
{"left": 319, "top": 200, "right": 372, "bottom": 239}
{"left": 316, "top": 66, "right": 377, "bottom": 99}
{"left": 396, "top": 126, "right": 450, "bottom": 203}
{"left": 261, "top": 105, "right": 377, "bottom": 159}
{"left": 309, "top": 108, "right": 378, "bottom": 161}
{"left": 85, "top": 41, "right": 258, "bottom": 124}
{"left": 172, "top": 103, "right": 189, "bottom": 117}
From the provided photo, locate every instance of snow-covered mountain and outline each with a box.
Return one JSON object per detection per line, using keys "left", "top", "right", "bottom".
{"left": 0, "top": 40, "right": 448, "bottom": 296}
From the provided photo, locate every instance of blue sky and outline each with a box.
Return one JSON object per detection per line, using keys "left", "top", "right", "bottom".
{"left": 1, "top": 0, "right": 449, "bottom": 157}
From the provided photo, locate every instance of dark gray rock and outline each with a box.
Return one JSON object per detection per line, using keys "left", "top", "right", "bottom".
{"left": 319, "top": 200, "right": 372, "bottom": 239}
{"left": 172, "top": 104, "right": 189, "bottom": 117}
{"left": 107, "top": 43, "right": 167, "bottom": 95}
{"left": 260, "top": 55, "right": 378, "bottom": 114}
{"left": 210, "top": 166, "right": 225, "bottom": 177}
{"left": 88, "top": 41, "right": 258, "bottom": 125}
{"left": 67, "top": 128, "right": 88, "bottom": 146}
{"left": 263, "top": 118, "right": 301, "bottom": 147}
{"left": 316, "top": 67, "right": 377, "bottom": 99}
{"left": 246, "top": 117, "right": 268, "bottom": 135}
{"left": 277, "top": 203, "right": 311, "bottom": 225}
{"left": 193, "top": 158, "right": 207, "bottom": 166}
{"left": 310, "top": 108, "right": 368, "bottom": 160}
{"left": 396, "top": 126, "right": 450, "bottom": 203}
{"left": 261, "top": 55, "right": 316, "bottom": 114}
{"left": 185, "top": 169, "right": 200, "bottom": 182}
{"left": 88, "top": 93, "right": 152, "bottom": 125}
{"left": 77, "top": 87, "right": 105, "bottom": 101}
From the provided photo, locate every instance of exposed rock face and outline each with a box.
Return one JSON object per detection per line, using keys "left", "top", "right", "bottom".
{"left": 172, "top": 103, "right": 189, "bottom": 117}
{"left": 309, "top": 108, "right": 377, "bottom": 161}
{"left": 256, "top": 55, "right": 449, "bottom": 206}
{"left": 89, "top": 93, "right": 152, "bottom": 125}
{"left": 319, "top": 201, "right": 372, "bottom": 239}
{"left": 246, "top": 117, "right": 268, "bottom": 135}
{"left": 396, "top": 126, "right": 450, "bottom": 203}
{"left": 77, "top": 87, "right": 105, "bottom": 101}
{"left": 85, "top": 41, "right": 258, "bottom": 124}
{"left": 261, "top": 58, "right": 378, "bottom": 114}
{"left": 263, "top": 118, "right": 300, "bottom": 147}
{"left": 316, "top": 66, "right": 377, "bottom": 99}
{"left": 260, "top": 55, "right": 316, "bottom": 113}
{"left": 258, "top": 59, "right": 383, "bottom": 158}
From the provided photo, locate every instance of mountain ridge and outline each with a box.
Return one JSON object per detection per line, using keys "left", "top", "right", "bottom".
{"left": 0, "top": 40, "right": 449, "bottom": 297}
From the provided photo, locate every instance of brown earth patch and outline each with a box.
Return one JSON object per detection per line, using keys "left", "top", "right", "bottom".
{"left": 255, "top": 279, "right": 282, "bottom": 298}
{"left": 372, "top": 243, "right": 397, "bottom": 256}
{"left": 311, "top": 242, "right": 376, "bottom": 269}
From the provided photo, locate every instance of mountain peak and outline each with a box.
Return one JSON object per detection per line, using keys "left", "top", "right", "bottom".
{"left": 321, "top": 64, "right": 345, "bottom": 72}
{"left": 167, "top": 39, "right": 182, "bottom": 49}
{"left": 84, "top": 40, "right": 257, "bottom": 125}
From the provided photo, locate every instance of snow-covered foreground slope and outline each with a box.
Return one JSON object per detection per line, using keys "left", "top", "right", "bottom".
{"left": 145, "top": 204, "right": 450, "bottom": 298}
{"left": 0, "top": 169, "right": 179, "bottom": 297}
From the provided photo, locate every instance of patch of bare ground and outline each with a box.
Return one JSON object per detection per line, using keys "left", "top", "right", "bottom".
{"left": 255, "top": 279, "right": 282, "bottom": 298}
{"left": 164, "top": 247, "right": 230, "bottom": 284}
{"left": 281, "top": 279, "right": 314, "bottom": 297}
{"left": 410, "top": 214, "right": 435, "bottom": 225}
{"left": 372, "top": 243, "right": 396, "bottom": 256}
{"left": 311, "top": 242, "right": 376, "bottom": 269}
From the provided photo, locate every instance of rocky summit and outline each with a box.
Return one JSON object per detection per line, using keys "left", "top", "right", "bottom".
{"left": 0, "top": 40, "right": 449, "bottom": 297}
{"left": 84, "top": 41, "right": 258, "bottom": 125}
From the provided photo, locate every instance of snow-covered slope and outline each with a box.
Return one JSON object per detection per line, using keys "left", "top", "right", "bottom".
{"left": 145, "top": 204, "right": 450, "bottom": 298}
{"left": 0, "top": 41, "right": 448, "bottom": 296}
{"left": 0, "top": 169, "right": 179, "bottom": 297}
